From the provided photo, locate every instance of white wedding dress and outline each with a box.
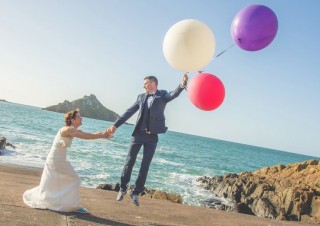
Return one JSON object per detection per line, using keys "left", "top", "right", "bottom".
{"left": 23, "top": 129, "right": 82, "bottom": 212}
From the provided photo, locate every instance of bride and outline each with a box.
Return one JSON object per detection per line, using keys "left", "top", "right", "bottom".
{"left": 23, "top": 110, "right": 112, "bottom": 214}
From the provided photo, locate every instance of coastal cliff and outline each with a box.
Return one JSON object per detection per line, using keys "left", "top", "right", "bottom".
{"left": 197, "top": 160, "right": 320, "bottom": 224}
{"left": 43, "top": 94, "right": 120, "bottom": 122}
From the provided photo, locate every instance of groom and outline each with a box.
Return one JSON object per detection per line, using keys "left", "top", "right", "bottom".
{"left": 107, "top": 74, "right": 188, "bottom": 206}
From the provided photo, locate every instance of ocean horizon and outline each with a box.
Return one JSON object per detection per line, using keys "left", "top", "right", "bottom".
{"left": 1, "top": 101, "right": 319, "bottom": 206}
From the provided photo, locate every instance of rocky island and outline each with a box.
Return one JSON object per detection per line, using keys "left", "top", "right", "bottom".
{"left": 43, "top": 94, "right": 120, "bottom": 122}
{"left": 197, "top": 160, "right": 320, "bottom": 224}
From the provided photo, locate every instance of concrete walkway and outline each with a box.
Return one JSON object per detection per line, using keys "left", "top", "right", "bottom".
{"left": 0, "top": 164, "right": 315, "bottom": 226}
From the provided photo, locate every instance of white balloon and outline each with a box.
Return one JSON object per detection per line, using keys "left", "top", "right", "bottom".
{"left": 163, "top": 19, "right": 215, "bottom": 72}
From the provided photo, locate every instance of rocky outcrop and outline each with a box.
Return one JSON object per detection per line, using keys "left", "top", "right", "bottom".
{"left": 0, "top": 136, "right": 6, "bottom": 151}
{"left": 42, "top": 94, "right": 120, "bottom": 122}
{"left": 197, "top": 160, "right": 320, "bottom": 224}
{"left": 0, "top": 136, "right": 16, "bottom": 155}
{"left": 97, "top": 183, "right": 182, "bottom": 204}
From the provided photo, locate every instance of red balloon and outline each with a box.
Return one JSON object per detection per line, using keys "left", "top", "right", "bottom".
{"left": 188, "top": 73, "right": 225, "bottom": 111}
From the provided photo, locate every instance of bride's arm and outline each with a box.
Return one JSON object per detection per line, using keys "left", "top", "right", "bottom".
{"left": 61, "top": 127, "right": 112, "bottom": 140}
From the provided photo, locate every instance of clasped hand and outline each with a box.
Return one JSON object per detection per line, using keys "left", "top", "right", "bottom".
{"left": 102, "top": 130, "right": 114, "bottom": 139}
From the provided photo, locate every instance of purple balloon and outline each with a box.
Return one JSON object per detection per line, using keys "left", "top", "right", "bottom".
{"left": 231, "top": 5, "right": 278, "bottom": 51}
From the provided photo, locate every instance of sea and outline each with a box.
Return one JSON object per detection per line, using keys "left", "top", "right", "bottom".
{"left": 1, "top": 101, "right": 319, "bottom": 206}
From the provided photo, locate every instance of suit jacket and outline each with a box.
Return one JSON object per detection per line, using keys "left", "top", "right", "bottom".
{"left": 113, "top": 85, "right": 184, "bottom": 135}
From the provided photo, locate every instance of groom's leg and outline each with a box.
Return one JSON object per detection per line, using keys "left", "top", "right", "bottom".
{"left": 120, "top": 137, "right": 142, "bottom": 191}
{"left": 132, "top": 134, "right": 158, "bottom": 195}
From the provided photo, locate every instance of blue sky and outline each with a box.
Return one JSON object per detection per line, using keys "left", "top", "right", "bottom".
{"left": 1, "top": 0, "right": 319, "bottom": 157}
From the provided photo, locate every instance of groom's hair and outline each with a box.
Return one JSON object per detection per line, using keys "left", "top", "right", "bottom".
{"left": 144, "top": 75, "right": 158, "bottom": 86}
{"left": 64, "top": 110, "right": 79, "bottom": 126}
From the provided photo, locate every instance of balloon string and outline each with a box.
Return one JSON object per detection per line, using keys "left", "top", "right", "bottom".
{"left": 215, "top": 43, "right": 235, "bottom": 58}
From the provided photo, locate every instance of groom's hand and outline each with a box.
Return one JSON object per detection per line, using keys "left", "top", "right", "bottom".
{"left": 107, "top": 125, "right": 117, "bottom": 134}
{"left": 181, "top": 73, "right": 188, "bottom": 88}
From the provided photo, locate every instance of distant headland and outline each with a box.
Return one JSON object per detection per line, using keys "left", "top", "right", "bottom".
{"left": 0, "top": 99, "right": 9, "bottom": 102}
{"left": 42, "top": 94, "right": 120, "bottom": 122}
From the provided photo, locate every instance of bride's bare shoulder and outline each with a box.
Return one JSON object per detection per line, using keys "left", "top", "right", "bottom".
{"left": 60, "top": 126, "right": 75, "bottom": 137}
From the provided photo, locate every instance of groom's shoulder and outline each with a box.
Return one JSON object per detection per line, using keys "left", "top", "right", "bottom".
{"left": 137, "top": 93, "right": 145, "bottom": 97}
{"left": 157, "top": 89, "right": 168, "bottom": 95}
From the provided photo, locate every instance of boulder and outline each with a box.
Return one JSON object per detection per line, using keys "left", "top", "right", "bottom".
{"left": 0, "top": 136, "right": 6, "bottom": 151}
{"left": 152, "top": 190, "right": 182, "bottom": 203}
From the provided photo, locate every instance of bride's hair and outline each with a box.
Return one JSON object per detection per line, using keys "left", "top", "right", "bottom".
{"left": 64, "top": 110, "right": 79, "bottom": 126}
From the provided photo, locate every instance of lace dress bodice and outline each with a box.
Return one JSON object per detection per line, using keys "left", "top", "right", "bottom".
{"left": 46, "top": 130, "right": 73, "bottom": 162}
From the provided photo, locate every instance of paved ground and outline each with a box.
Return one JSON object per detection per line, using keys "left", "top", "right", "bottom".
{"left": 0, "top": 164, "right": 316, "bottom": 226}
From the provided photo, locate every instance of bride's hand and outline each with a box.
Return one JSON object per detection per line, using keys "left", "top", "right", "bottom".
{"left": 102, "top": 131, "right": 113, "bottom": 139}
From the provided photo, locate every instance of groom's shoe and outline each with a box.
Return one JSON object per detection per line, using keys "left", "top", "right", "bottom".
{"left": 116, "top": 190, "right": 126, "bottom": 201}
{"left": 130, "top": 193, "right": 139, "bottom": 206}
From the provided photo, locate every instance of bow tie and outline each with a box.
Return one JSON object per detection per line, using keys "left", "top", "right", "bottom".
{"left": 147, "top": 93, "right": 154, "bottom": 98}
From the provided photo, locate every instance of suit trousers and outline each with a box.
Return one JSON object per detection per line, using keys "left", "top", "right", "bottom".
{"left": 120, "top": 130, "right": 158, "bottom": 195}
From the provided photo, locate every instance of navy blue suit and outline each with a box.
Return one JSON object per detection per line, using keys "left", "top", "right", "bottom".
{"left": 113, "top": 84, "right": 184, "bottom": 194}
